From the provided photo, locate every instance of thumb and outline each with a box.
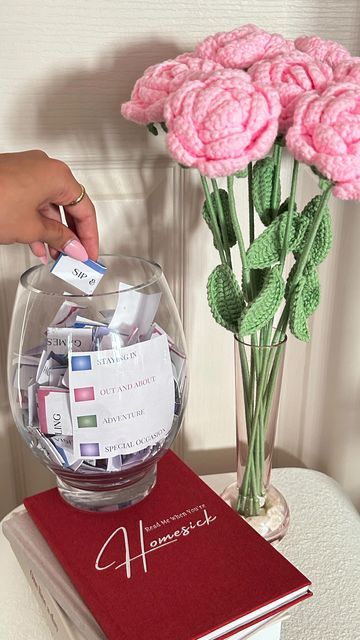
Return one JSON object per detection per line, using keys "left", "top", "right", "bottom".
{"left": 40, "top": 216, "right": 88, "bottom": 262}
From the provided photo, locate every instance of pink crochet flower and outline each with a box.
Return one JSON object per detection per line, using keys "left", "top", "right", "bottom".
{"left": 164, "top": 69, "right": 281, "bottom": 178}
{"left": 249, "top": 51, "right": 333, "bottom": 134}
{"left": 121, "top": 53, "right": 223, "bottom": 125}
{"left": 286, "top": 83, "right": 360, "bottom": 199}
{"left": 195, "top": 24, "right": 294, "bottom": 70}
{"left": 334, "top": 58, "right": 360, "bottom": 83}
{"left": 295, "top": 35, "right": 351, "bottom": 68}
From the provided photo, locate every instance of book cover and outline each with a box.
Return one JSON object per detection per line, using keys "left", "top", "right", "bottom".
{"left": 23, "top": 451, "right": 311, "bottom": 640}
{"left": 3, "top": 509, "right": 285, "bottom": 640}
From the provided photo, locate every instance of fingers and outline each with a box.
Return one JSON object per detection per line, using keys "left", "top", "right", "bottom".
{"left": 46, "top": 161, "right": 99, "bottom": 261}
{"left": 64, "top": 194, "right": 99, "bottom": 262}
{"left": 29, "top": 241, "right": 48, "bottom": 265}
{"left": 38, "top": 203, "right": 63, "bottom": 260}
{"left": 0, "top": 151, "right": 98, "bottom": 261}
{"left": 37, "top": 215, "right": 88, "bottom": 261}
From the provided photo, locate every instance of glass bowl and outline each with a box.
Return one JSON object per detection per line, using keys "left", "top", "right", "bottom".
{"left": 7, "top": 255, "right": 188, "bottom": 511}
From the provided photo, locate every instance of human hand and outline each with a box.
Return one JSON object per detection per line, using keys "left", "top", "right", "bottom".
{"left": 0, "top": 150, "right": 98, "bottom": 263}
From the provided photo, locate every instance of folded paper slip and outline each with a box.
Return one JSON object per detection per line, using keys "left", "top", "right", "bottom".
{"left": 17, "top": 452, "right": 311, "bottom": 640}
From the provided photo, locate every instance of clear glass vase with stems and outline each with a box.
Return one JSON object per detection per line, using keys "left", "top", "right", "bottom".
{"left": 222, "top": 333, "right": 289, "bottom": 543}
{"left": 7, "top": 255, "right": 188, "bottom": 512}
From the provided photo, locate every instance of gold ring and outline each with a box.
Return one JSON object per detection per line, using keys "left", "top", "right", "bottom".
{"left": 65, "top": 184, "right": 86, "bottom": 206}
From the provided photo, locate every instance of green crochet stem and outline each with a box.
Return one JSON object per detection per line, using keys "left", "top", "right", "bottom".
{"left": 197, "top": 156, "right": 333, "bottom": 518}
{"left": 248, "top": 162, "right": 255, "bottom": 244}
{"left": 200, "top": 175, "right": 226, "bottom": 265}
{"left": 271, "top": 142, "right": 282, "bottom": 217}
{"left": 227, "top": 175, "right": 251, "bottom": 300}
{"left": 279, "top": 159, "right": 299, "bottom": 271}
{"left": 236, "top": 183, "right": 333, "bottom": 516}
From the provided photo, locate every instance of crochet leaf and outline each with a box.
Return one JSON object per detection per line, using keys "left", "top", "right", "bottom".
{"left": 302, "top": 263, "right": 320, "bottom": 317}
{"left": 286, "top": 263, "right": 320, "bottom": 319}
{"left": 146, "top": 123, "right": 158, "bottom": 136}
{"left": 252, "top": 157, "right": 281, "bottom": 226}
{"left": 247, "top": 211, "right": 309, "bottom": 269}
{"left": 239, "top": 265, "right": 285, "bottom": 336}
{"left": 289, "top": 277, "right": 310, "bottom": 342}
{"left": 246, "top": 268, "right": 269, "bottom": 302}
{"left": 207, "top": 265, "right": 245, "bottom": 334}
{"left": 202, "top": 189, "right": 236, "bottom": 249}
{"left": 296, "top": 196, "right": 332, "bottom": 265}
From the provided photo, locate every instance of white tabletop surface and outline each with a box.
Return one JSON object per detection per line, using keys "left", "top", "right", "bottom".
{"left": 1, "top": 467, "right": 359, "bottom": 640}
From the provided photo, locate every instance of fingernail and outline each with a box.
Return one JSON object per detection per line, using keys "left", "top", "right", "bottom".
{"left": 63, "top": 239, "right": 88, "bottom": 262}
{"left": 39, "top": 255, "right": 48, "bottom": 265}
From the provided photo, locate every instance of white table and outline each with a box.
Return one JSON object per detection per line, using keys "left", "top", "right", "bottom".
{"left": 1, "top": 468, "right": 359, "bottom": 640}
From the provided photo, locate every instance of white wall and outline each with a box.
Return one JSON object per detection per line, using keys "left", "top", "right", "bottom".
{"left": 0, "top": 0, "right": 359, "bottom": 517}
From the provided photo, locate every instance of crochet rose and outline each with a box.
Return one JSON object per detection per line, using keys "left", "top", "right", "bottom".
{"left": 295, "top": 35, "right": 351, "bottom": 68}
{"left": 249, "top": 51, "right": 333, "bottom": 134}
{"left": 164, "top": 69, "right": 281, "bottom": 178}
{"left": 286, "top": 83, "right": 360, "bottom": 199}
{"left": 334, "top": 58, "right": 360, "bottom": 83}
{"left": 195, "top": 24, "right": 294, "bottom": 70}
{"left": 121, "top": 54, "right": 223, "bottom": 125}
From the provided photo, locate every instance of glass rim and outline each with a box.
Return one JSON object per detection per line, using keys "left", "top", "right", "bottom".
{"left": 235, "top": 333, "right": 287, "bottom": 349}
{"left": 19, "top": 253, "right": 163, "bottom": 298}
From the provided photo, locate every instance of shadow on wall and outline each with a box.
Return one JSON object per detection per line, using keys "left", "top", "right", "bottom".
{"left": 10, "top": 40, "right": 183, "bottom": 160}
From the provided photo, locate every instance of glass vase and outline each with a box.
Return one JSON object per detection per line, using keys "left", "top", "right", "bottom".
{"left": 8, "top": 255, "right": 188, "bottom": 512}
{"left": 222, "top": 336, "right": 289, "bottom": 543}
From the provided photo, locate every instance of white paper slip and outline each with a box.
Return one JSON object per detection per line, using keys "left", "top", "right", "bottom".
{"left": 49, "top": 435, "right": 82, "bottom": 469}
{"left": 33, "top": 432, "right": 65, "bottom": 466}
{"left": 50, "top": 300, "right": 87, "bottom": 328}
{"left": 108, "top": 282, "right": 161, "bottom": 336}
{"left": 28, "top": 380, "right": 39, "bottom": 427}
{"left": 68, "top": 334, "right": 174, "bottom": 458}
{"left": 37, "top": 387, "right": 73, "bottom": 436}
{"left": 50, "top": 254, "right": 107, "bottom": 295}
{"left": 46, "top": 327, "right": 94, "bottom": 355}
{"left": 12, "top": 354, "right": 40, "bottom": 367}
{"left": 15, "top": 364, "right": 38, "bottom": 391}
{"left": 75, "top": 315, "right": 107, "bottom": 327}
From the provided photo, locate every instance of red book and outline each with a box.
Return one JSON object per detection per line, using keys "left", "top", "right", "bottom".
{"left": 24, "top": 452, "right": 311, "bottom": 640}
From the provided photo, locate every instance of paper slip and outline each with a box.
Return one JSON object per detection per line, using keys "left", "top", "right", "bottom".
{"left": 150, "top": 323, "right": 187, "bottom": 390}
{"left": 37, "top": 388, "right": 73, "bottom": 436}
{"left": 75, "top": 315, "right": 107, "bottom": 327}
{"left": 105, "top": 282, "right": 161, "bottom": 336}
{"left": 69, "top": 334, "right": 174, "bottom": 458}
{"left": 49, "top": 435, "right": 82, "bottom": 469}
{"left": 51, "top": 254, "right": 107, "bottom": 295}
{"left": 46, "top": 327, "right": 94, "bottom": 355}
{"left": 33, "top": 432, "right": 65, "bottom": 466}
{"left": 15, "top": 364, "right": 38, "bottom": 391}
{"left": 93, "top": 327, "right": 127, "bottom": 351}
{"left": 28, "top": 381, "right": 39, "bottom": 427}
{"left": 50, "top": 300, "right": 87, "bottom": 328}
{"left": 49, "top": 368, "right": 67, "bottom": 387}
{"left": 12, "top": 353, "right": 40, "bottom": 367}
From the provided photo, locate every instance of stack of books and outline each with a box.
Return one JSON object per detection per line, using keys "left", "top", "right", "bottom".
{"left": 3, "top": 452, "right": 311, "bottom": 640}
